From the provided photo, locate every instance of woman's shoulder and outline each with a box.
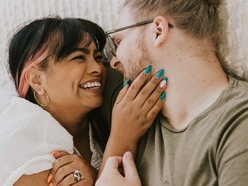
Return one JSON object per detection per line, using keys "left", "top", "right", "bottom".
{"left": 0, "top": 96, "right": 55, "bottom": 127}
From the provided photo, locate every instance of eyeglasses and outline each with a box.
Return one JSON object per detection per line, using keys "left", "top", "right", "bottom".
{"left": 104, "top": 19, "right": 174, "bottom": 60}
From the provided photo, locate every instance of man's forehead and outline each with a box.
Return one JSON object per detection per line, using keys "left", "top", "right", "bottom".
{"left": 115, "top": 6, "right": 136, "bottom": 28}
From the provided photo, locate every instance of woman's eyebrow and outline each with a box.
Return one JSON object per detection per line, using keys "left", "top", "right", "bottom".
{"left": 72, "top": 48, "right": 101, "bottom": 55}
{"left": 72, "top": 47, "right": 90, "bottom": 54}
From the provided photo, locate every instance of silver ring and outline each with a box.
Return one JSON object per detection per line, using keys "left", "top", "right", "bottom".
{"left": 73, "top": 169, "right": 83, "bottom": 182}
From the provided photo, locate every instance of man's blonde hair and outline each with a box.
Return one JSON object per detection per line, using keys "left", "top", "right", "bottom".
{"left": 123, "top": 0, "right": 221, "bottom": 46}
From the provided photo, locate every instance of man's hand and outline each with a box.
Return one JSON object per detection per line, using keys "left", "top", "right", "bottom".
{"left": 96, "top": 152, "right": 141, "bottom": 186}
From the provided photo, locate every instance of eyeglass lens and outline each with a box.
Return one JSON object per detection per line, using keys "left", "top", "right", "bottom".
{"left": 104, "top": 35, "right": 116, "bottom": 61}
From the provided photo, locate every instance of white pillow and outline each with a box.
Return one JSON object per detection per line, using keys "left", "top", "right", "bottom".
{"left": 219, "top": 0, "right": 248, "bottom": 79}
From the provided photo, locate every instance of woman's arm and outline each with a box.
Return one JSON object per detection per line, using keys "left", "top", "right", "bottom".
{"left": 14, "top": 170, "right": 50, "bottom": 186}
{"left": 99, "top": 67, "right": 167, "bottom": 176}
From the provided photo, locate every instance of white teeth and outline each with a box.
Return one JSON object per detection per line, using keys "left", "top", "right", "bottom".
{"left": 80, "top": 82, "right": 101, "bottom": 89}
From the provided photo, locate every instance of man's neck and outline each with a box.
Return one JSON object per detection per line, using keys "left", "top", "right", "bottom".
{"left": 158, "top": 41, "right": 228, "bottom": 129}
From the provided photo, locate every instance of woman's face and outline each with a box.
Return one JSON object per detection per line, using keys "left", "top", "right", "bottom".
{"left": 40, "top": 41, "right": 106, "bottom": 116}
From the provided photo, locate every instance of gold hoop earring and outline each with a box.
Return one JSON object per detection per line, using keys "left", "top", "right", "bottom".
{"left": 33, "top": 91, "right": 50, "bottom": 107}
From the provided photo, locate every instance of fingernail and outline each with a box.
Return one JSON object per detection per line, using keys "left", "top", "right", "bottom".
{"left": 52, "top": 151, "right": 61, "bottom": 158}
{"left": 160, "top": 77, "right": 168, "bottom": 88}
{"left": 124, "top": 151, "right": 133, "bottom": 160}
{"left": 156, "top": 69, "right": 164, "bottom": 79}
{"left": 160, "top": 92, "right": 166, "bottom": 101}
{"left": 49, "top": 183, "right": 54, "bottom": 186}
{"left": 52, "top": 151, "right": 60, "bottom": 156}
{"left": 47, "top": 174, "right": 53, "bottom": 183}
{"left": 144, "top": 65, "right": 152, "bottom": 75}
{"left": 123, "top": 79, "right": 130, "bottom": 88}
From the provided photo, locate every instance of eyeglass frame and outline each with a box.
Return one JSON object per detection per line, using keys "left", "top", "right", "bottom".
{"left": 105, "top": 19, "right": 174, "bottom": 58}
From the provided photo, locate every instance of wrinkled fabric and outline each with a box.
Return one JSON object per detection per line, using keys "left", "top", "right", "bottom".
{"left": 0, "top": 97, "right": 74, "bottom": 186}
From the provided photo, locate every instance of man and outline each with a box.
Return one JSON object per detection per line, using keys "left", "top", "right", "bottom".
{"left": 100, "top": 0, "right": 248, "bottom": 185}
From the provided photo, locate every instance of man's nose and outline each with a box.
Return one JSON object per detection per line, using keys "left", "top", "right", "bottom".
{"left": 110, "top": 56, "right": 120, "bottom": 69}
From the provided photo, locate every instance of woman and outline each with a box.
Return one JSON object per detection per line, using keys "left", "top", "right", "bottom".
{"left": 2, "top": 16, "right": 167, "bottom": 185}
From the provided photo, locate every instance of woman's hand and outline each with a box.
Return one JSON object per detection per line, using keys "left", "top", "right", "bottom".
{"left": 98, "top": 65, "right": 167, "bottom": 176}
{"left": 48, "top": 151, "right": 97, "bottom": 186}
{"left": 111, "top": 66, "right": 167, "bottom": 146}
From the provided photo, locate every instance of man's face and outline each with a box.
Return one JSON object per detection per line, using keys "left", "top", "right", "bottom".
{"left": 109, "top": 7, "right": 154, "bottom": 81}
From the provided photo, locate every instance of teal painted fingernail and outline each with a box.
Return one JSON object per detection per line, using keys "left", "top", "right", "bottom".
{"left": 144, "top": 65, "right": 152, "bottom": 75}
{"left": 160, "top": 92, "right": 166, "bottom": 101}
{"left": 156, "top": 69, "right": 164, "bottom": 79}
{"left": 123, "top": 79, "right": 130, "bottom": 88}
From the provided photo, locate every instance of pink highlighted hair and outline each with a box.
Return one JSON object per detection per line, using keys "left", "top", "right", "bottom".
{"left": 16, "top": 49, "right": 48, "bottom": 98}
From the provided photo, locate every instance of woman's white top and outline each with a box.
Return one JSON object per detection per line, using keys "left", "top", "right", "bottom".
{"left": 0, "top": 96, "right": 102, "bottom": 186}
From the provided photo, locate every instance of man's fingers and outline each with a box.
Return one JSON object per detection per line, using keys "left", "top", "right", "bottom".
{"left": 122, "top": 152, "right": 140, "bottom": 179}
{"left": 103, "top": 156, "right": 123, "bottom": 172}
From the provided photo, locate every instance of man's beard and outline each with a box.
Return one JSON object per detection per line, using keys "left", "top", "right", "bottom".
{"left": 124, "top": 37, "right": 154, "bottom": 82}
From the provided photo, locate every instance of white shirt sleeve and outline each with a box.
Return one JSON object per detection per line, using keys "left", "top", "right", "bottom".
{"left": 0, "top": 97, "right": 74, "bottom": 186}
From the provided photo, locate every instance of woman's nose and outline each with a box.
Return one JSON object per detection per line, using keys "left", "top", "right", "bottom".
{"left": 88, "top": 60, "right": 103, "bottom": 75}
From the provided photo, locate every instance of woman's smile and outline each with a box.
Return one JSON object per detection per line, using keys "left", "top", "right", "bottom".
{"left": 79, "top": 79, "right": 103, "bottom": 95}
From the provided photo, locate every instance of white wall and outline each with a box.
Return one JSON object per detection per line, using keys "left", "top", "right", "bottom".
{"left": 0, "top": 0, "right": 122, "bottom": 63}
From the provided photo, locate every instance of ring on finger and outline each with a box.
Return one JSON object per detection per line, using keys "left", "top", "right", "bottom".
{"left": 73, "top": 169, "right": 84, "bottom": 182}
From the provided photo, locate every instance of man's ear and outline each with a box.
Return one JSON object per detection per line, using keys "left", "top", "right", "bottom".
{"left": 153, "top": 16, "right": 170, "bottom": 47}
{"left": 25, "top": 67, "right": 45, "bottom": 95}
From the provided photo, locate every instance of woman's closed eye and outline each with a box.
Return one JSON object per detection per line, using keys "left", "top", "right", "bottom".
{"left": 71, "top": 55, "right": 86, "bottom": 62}
{"left": 71, "top": 54, "right": 103, "bottom": 63}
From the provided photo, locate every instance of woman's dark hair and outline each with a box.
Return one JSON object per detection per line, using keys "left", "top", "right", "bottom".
{"left": 8, "top": 16, "right": 106, "bottom": 102}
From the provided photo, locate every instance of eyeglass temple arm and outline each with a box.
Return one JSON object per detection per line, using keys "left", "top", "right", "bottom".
{"left": 105, "top": 20, "right": 174, "bottom": 35}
